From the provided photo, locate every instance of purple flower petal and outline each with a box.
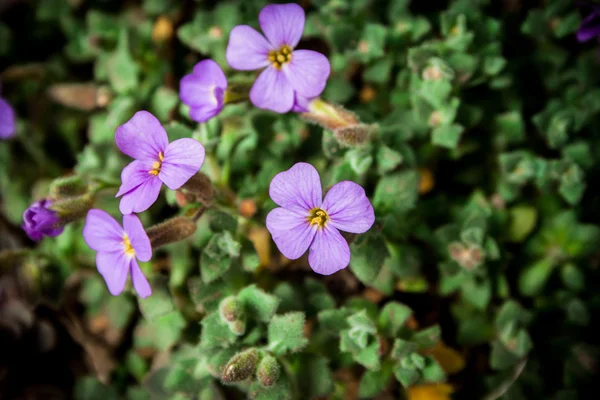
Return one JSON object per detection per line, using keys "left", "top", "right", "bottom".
{"left": 266, "top": 207, "right": 316, "bottom": 259}
{"left": 226, "top": 25, "right": 272, "bottom": 70}
{"left": 83, "top": 209, "right": 124, "bottom": 252}
{"left": 119, "top": 176, "right": 163, "bottom": 215}
{"left": 159, "top": 138, "right": 205, "bottom": 190}
{"left": 22, "top": 199, "right": 63, "bottom": 240}
{"left": 250, "top": 67, "right": 295, "bottom": 113}
{"left": 115, "top": 111, "right": 168, "bottom": 161}
{"left": 122, "top": 214, "right": 152, "bottom": 262}
{"left": 269, "top": 162, "right": 322, "bottom": 212}
{"left": 292, "top": 93, "right": 313, "bottom": 113}
{"left": 283, "top": 50, "right": 330, "bottom": 98}
{"left": 308, "top": 225, "right": 350, "bottom": 275}
{"left": 259, "top": 3, "right": 305, "bottom": 48}
{"left": 0, "top": 96, "right": 16, "bottom": 139}
{"left": 96, "top": 251, "right": 130, "bottom": 296}
{"left": 578, "top": 11, "right": 600, "bottom": 42}
{"left": 180, "top": 60, "right": 227, "bottom": 122}
{"left": 322, "top": 181, "right": 375, "bottom": 234}
{"left": 115, "top": 160, "right": 154, "bottom": 197}
{"left": 130, "top": 259, "right": 152, "bottom": 298}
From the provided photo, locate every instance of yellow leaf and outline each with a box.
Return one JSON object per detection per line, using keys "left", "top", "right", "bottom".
{"left": 426, "top": 341, "right": 466, "bottom": 375}
{"left": 407, "top": 383, "right": 453, "bottom": 400}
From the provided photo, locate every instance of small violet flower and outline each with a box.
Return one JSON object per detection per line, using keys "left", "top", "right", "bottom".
{"left": 0, "top": 85, "right": 16, "bottom": 139}
{"left": 266, "top": 163, "right": 375, "bottom": 275}
{"left": 22, "top": 199, "right": 64, "bottom": 241}
{"left": 226, "top": 3, "right": 330, "bottom": 113}
{"left": 578, "top": 5, "right": 600, "bottom": 42}
{"left": 180, "top": 59, "right": 227, "bottom": 123}
{"left": 83, "top": 209, "right": 152, "bottom": 298}
{"left": 115, "top": 110, "right": 205, "bottom": 214}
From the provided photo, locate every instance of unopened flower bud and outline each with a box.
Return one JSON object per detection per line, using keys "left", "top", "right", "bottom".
{"left": 181, "top": 172, "right": 214, "bottom": 205}
{"left": 422, "top": 65, "right": 443, "bottom": 81}
{"left": 256, "top": 355, "right": 281, "bottom": 388}
{"left": 300, "top": 99, "right": 360, "bottom": 131}
{"left": 219, "top": 296, "right": 243, "bottom": 323}
{"left": 448, "top": 242, "right": 485, "bottom": 270}
{"left": 333, "top": 124, "right": 373, "bottom": 146}
{"left": 146, "top": 217, "right": 197, "bottom": 249}
{"left": 49, "top": 193, "right": 94, "bottom": 224}
{"left": 221, "top": 348, "right": 259, "bottom": 384}
{"left": 47, "top": 83, "right": 110, "bottom": 111}
{"left": 228, "top": 319, "right": 246, "bottom": 336}
{"left": 49, "top": 175, "right": 87, "bottom": 200}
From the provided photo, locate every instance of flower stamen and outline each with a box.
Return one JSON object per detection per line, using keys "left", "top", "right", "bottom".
{"left": 268, "top": 45, "right": 293, "bottom": 69}
{"left": 307, "top": 208, "right": 329, "bottom": 228}
{"left": 149, "top": 151, "right": 165, "bottom": 176}
{"left": 122, "top": 234, "right": 135, "bottom": 257}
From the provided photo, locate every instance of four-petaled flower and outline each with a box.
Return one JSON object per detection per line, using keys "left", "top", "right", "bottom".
{"left": 578, "top": 5, "right": 600, "bottom": 42}
{"left": 83, "top": 209, "right": 152, "bottom": 298}
{"left": 180, "top": 60, "right": 227, "bottom": 123}
{"left": 0, "top": 83, "right": 16, "bottom": 139}
{"left": 22, "top": 199, "right": 64, "bottom": 241}
{"left": 266, "top": 163, "right": 375, "bottom": 275}
{"left": 226, "top": 3, "right": 330, "bottom": 113}
{"left": 115, "top": 110, "right": 205, "bottom": 214}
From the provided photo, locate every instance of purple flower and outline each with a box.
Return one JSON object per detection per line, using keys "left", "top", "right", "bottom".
{"left": 115, "top": 110, "right": 205, "bottom": 214}
{"left": 226, "top": 3, "right": 330, "bottom": 113}
{"left": 180, "top": 60, "right": 227, "bottom": 123}
{"left": 83, "top": 209, "right": 152, "bottom": 298}
{"left": 0, "top": 93, "right": 16, "bottom": 139}
{"left": 578, "top": 5, "right": 600, "bottom": 42}
{"left": 22, "top": 199, "right": 64, "bottom": 241}
{"left": 266, "top": 163, "right": 375, "bottom": 275}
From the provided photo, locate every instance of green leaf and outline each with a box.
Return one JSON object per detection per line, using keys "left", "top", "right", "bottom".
{"left": 201, "top": 232, "right": 240, "bottom": 283}
{"left": 519, "top": 258, "right": 555, "bottom": 297}
{"left": 359, "top": 365, "right": 393, "bottom": 398}
{"left": 372, "top": 170, "right": 419, "bottom": 214}
{"left": 350, "top": 232, "right": 390, "bottom": 287}
{"left": 393, "top": 363, "right": 420, "bottom": 387}
{"left": 376, "top": 145, "right": 403, "bottom": 175}
{"left": 151, "top": 86, "right": 179, "bottom": 121}
{"left": 268, "top": 312, "right": 308, "bottom": 355}
{"left": 413, "top": 325, "right": 441, "bottom": 349}
{"left": 297, "top": 354, "right": 334, "bottom": 398}
{"left": 249, "top": 373, "right": 292, "bottom": 400}
{"left": 74, "top": 377, "right": 119, "bottom": 400}
{"left": 508, "top": 205, "right": 538, "bottom": 242}
{"left": 347, "top": 310, "right": 377, "bottom": 349}
{"left": 318, "top": 308, "right": 352, "bottom": 335}
{"left": 200, "top": 312, "right": 238, "bottom": 348}
{"left": 107, "top": 29, "right": 139, "bottom": 94}
{"left": 238, "top": 284, "right": 279, "bottom": 323}
{"left": 432, "top": 124, "right": 464, "bottom": 149}
{"left": 378, "top": 302, "right": 412, "bottom": 337}
{"left": 390, "top": 339, "right": 419, "bottom": 360}
{"left": 355, "top": 341, "right": 381, "bottom": 370}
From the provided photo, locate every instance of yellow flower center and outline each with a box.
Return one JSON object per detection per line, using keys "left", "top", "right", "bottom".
{"left": 307, "top": 208, "right": 329, "bottom": 228}
{"left": 122, "top": 234, "right": 135, "bottom": 257}
{"left": 268, "top": 45, "right": 293, "bottom": 69}
{"left": 149, "top": 151, "right": 165, "bottom": 176}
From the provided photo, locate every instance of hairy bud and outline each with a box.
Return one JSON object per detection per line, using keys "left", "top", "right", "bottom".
{"left": 180, "top": 172, "right": 214, "bottom": 205}
{"left": 301, "top": 99, "right": 360, "bottom": 131}
{"left": 219, "top": 296, "right": 243, "bottom": 323}
{"left": 47, "top": 83, "right": 111, "bottom": 111}
{"left": 50, "top": 193, "right": 94, "bottom": 224}
{"left": 333, "top": 124, "right": 375, "bottom": 147}
{"left": 256, "top": 355, "right": 281, "bottom": 388}
{"left": 448, "top": 242, "right": 485, "bottom": 270}
{"left": 221, "top": 348, "right": 259, "bottom": 384}
{"left": 146, "top": 217, "right": 197, "bottom": 249}
{"left": 228, "top": 319, "right": 246, "bottom": 336}
{"left": 49, "top": 175, "right": 87, "bottom": 200}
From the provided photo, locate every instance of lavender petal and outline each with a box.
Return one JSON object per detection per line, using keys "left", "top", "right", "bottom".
{"left": 266, "top": 207, "right": 317, "bottom": 259}
{"left": 0, "top": 96, "right": 16, "bottom": 139}
{"left": 259, "top": 3, "right": 305, "bottom": 48}
{"left": 123, "top": 214, "right": 152, "bottom": 262}
{"left": 130, "top": 259, "right": 152, "bottom": 298}
{"left": 283, "top": 50, "right": 331, "bottom": 98}
{"left": 322, "top": 181, "right": 375, "bottom": 234}
{"left": 83, "top": 209, "right": 124, "bottom": 252}
{"left": 308, "top": 225, "right": 350, "bottom": 275}
{"left": 96, "top": 251, "right": 130, "bottom": 296}
{"left": 118, "top": 176, "right": 163, "bottom": 214}
{"left": 115, "top": 110, "right": 168, "bottom": 161}
{"left": 269, "top": 162, "right": 322, "bottom": 212}
{"left": 226, "top": 25, "right": 272, "bottom": 71}
{"left": 250, "top": 67, "right": 295, "bottom": 113}
{"left": 159, "top": 138, "right": 205, "bottom": 190}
